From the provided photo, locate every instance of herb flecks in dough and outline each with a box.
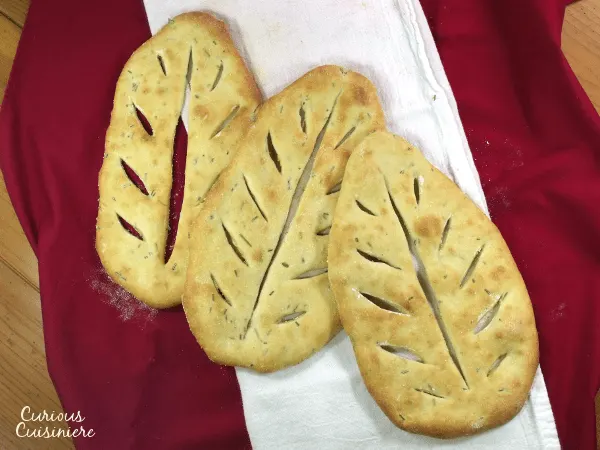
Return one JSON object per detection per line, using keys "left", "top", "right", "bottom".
{"left": 243, "top": 94, "right": 340, "bottom": 339}
{"left": 386, "top": 178, "right": 469, "bottom": 389}
{"left": 183, "top": 67, "right": 386, "bottom": 372}
{"left": 96, "top": 13, "right": 261, "bottom": 308}
{"left": 328, "top": 131, "right": 539, "bottom": 438}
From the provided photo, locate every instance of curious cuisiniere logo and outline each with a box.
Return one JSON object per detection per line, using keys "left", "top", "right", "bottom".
{"left": 16, "top": 407, "right": 95, "bottom": 439}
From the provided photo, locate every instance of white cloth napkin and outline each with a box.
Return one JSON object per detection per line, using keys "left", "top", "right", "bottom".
{"left": 142, "top": 1, "right": 560, "bottom": 448}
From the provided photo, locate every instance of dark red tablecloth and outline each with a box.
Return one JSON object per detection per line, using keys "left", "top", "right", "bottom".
{"left": 0, "top": 0, "right": 598, "bottom": 448}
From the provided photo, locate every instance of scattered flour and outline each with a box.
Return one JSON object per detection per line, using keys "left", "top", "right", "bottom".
{"left": 471, "top": 417, "right": 484, "bottom": 429}
{"left": 550, "top": 302, "right": 566, "bottom": 322}
{"left": 492, "top": 185, "right": 511, "bottom": 209}
{"left": 88, "top": 269, "right": 158, "bottom": 325}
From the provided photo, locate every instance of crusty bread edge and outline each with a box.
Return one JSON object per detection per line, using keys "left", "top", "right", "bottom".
{"left": 95, "top": 12, "right": 262, "bottom": 308}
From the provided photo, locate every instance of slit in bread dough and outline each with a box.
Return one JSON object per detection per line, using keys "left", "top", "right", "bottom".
{"left": 243, "top": 93, "right": 341, "bottom": 339}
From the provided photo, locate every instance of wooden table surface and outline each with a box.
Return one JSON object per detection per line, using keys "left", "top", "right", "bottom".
{"left": 0, "top": 0, "right": 598, "bottom": 448}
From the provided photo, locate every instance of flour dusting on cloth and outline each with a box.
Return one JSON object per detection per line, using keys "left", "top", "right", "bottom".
{"left": 89, "top": 269, "right": 157, "bottom": 323}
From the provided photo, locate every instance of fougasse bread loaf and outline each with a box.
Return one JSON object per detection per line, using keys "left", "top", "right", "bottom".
{"left": 183, "top": 66, "right": 385, "bottom": 372}
{"left": 327, "top": 131, "right": 539, "bottom": 438}
{"left": 96, "top": 13, "right": 261, "bottom": 308}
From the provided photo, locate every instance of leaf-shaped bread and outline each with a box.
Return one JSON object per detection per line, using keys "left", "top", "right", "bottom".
{"left": 96, "top": 13, "right": 261, "bottom": 308}
{"left": 328, "top": 131, "right": 539, "bottom": 438}
{"left": 183, "top": 66, "right": 385, "bottom": 372}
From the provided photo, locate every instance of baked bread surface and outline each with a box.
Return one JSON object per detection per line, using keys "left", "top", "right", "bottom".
{"left": 183, "top": 65, "right": 385, "bottom": 372}
{"left": 328, "top": 131, "right": 539, "bottom": 438}
{"left": 96, "top": 13, "right": 261, "bottom": 308}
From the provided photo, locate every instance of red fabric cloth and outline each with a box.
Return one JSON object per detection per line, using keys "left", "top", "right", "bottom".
{"left": 1, "top": 0, "right": 598, "bottom": 448}
{"left": 0, "top": 1, "right": 250, "bottom": 449}
{"left": 420, "top": 1, "right": 600, "bottom": 448}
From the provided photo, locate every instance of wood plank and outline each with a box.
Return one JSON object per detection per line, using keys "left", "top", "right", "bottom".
{"left": 0, "top": 3, "right": 68, "bottom": 445}
{"left": 0, "top": 13, "right": 20, "bottom": 105}
{"left": 0, "top": 171, "right": 39, "bottom": 289}
{"left": 0, "top": 260, "right": 73, "bottom": 449}
{"left": 563, "top": 0, "right": 600, "bottom": 112}
{"left": 0, "top": 0, "right": 29, "bottom": 28}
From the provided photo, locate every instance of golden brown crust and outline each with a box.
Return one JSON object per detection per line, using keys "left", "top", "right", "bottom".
{"left": 182, "top": 65, "right": 385, "bottom": 372}
{"left": 328, "top": 131, "right": 539, "bottom": 438}
{"left": 96, "top": 12, "right": 261, "bottom": 308}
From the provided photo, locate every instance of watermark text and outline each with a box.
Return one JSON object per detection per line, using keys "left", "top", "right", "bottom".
{"left": 16, "top": 407, "right": 95, "bottom": 439}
